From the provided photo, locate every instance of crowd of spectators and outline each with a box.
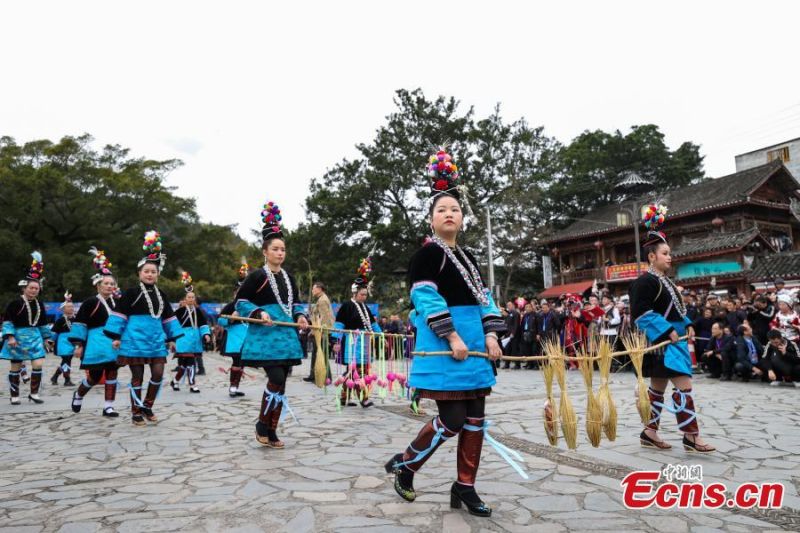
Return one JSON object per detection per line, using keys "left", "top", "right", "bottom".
{"left": 497, "top": 278, "right": 800, "bottom": 386}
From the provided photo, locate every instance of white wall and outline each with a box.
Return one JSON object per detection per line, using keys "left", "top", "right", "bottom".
{"left": 735, "top": 138, "right": 800, "bottom": 179}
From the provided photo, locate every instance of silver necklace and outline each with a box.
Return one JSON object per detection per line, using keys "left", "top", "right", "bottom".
{"left": 63, "top": 314, "right": 72, "bottom": 329}
{"left": 264, "top": 267, "right": 293, "bottom": 316}
{"left": 430, "top": 234, "right": 489, "bottom": 306}
{"left": 97, "top": 294, "right": 115, "bottom": 316}
{"left": 647, "top": 266, "right": 687, "bottom": 317}
{"left": 139, "top": 282, "right": 164, "bottom": 319}
{"left": 187, "top": 306, "right": 197, "bottom": 329}
{"left": 23, "top": 297, "right": 41, "bottom": 326}
{"left": 351, "top": 299, "right": 372, "bottom": 331}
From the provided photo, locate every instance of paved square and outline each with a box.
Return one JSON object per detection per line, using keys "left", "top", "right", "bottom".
{"left": 1, "top": 354, "right": 798, "bottom": 532}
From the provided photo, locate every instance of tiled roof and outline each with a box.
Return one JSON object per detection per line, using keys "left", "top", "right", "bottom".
{"left": 546, "top": 160, "right": 789, "bottom": 243}
{"left": 671, "top": 227, "right": 762, "bottom": 258}
{"left": 750, "top": 251, "right": 800, "bottom": 281}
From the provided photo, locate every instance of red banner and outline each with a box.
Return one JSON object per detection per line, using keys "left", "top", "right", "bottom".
{"left": 605, "top": 262, "right": 648, "bottom": 283}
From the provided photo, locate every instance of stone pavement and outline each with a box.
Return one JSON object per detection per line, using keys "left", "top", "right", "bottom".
{"left": 0, "top": 353, "right": 798, "bottom": 532}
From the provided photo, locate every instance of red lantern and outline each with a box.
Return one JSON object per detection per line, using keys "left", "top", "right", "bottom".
{"left": 711, "top": 217, "right": 724, "bottom": 228}
{"left": 550, "top": 247, "right": 559, "bottom": 257}
{"left": 593, "top": 240, "right": 603, "bottom": 250}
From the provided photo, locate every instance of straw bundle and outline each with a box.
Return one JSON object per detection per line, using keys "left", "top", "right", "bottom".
{"left": 623, "top": 332, "right": 650, "bottom": 425}
{"left": 313, "top": 327, "right": 327, "bottom": 388}
{"left": 578, "top": 341, "right": 602, "bottom": 448}
{"left": 551, "top": 342, "right": 578, "bottom": 450}
{"left": 596, "top": 336, "right": 617, "bottom": 441}
{"left": 540, "top": 341, "right": 560, "bottom": 446}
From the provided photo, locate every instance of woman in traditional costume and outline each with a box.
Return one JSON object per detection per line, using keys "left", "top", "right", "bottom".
{"left": 629, "top": 205, "right": 715, "bottom": 453}
{"left": 218, "top": 258, "right": 250, "bottom": 397}
{"left": 384, "top": 149, "right": 507, "bottom": 517}
{"left": 70, "top": 248, "right": 121, "bottom": 417}
{"left": 333, "top": 257, "right": 381, "bottom": 408}
{"left": 104, "top": 231, "right": 183, "bottom": 426}
{"left": 236, "top": 201, "right": 308, "bottom": 447}
{"left": 50, "top": 292, "right": 76, "bottom": 387}
{"left": 170, "top": 271, "right": 211, "bottom": 394}
{"left": 2, "top": 252, "right": 51, "bottom": 404}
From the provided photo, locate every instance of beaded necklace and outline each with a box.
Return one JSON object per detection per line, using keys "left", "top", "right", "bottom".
{"left": 647, "top": 266, "right": 687, "bottom": 317}
{"left": 22, "top": 296, "right": 41, "bottom": 326}
{"left": 351, "top": 299, "right": 372, "bottom": 331}
{"left": 430, "top": 234, "right": 489, "bottom": 306}
{"left": 139, "top": 282, "right": 164, "bottom": 319}
{"left": 265, "top": 267, "right": 293, "bottom": 317}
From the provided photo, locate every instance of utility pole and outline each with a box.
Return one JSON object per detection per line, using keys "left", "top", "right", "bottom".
{"left": 486, "top": 209, "right": 496, "bottom": 298}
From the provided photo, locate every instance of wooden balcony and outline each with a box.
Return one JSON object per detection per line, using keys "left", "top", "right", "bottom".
{"left": 555, "top": 267, "right": 605, "bottom": 285}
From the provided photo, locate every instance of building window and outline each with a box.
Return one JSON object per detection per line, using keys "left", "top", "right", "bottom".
{"left": 767, "top": 147, "right": 790, "bottom": 163}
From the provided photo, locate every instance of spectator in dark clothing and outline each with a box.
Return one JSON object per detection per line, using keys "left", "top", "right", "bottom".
{"left": 502, "top": 301, "right": 522, "bottom": 369}
{"left": 536, "top": 301, "right": 560, "bottom": 342}
{"left": 685, "top": 296, "right": 699, "bottom": 323}
{"left": 693, "top": 307, "right": 716, "bottom": 360}
{"left": 724, "top": 300, "right": 746, "bottom": 332}
{"left": 765, "top": 330, "right": 800, "bottom": 386}
{"left": 702, "top": 322, "right": 736, "bottom": 379}
{"left": 733, "top": 324, "right": 768, "bottom": 382}
{"left": 519, "top": 303, "right": 536, "bottom": 369}
{"left": 747, "top": 296, "right": 776, "bottom": 345}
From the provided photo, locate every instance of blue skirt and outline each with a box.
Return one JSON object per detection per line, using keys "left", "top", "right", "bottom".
{"left": 238, "top": 303, "right": 303, "bottom": 366}
{"left": 0, "top": 327, "right": 47, "bottom": 361}
{"left": 409, "top": 305, "right": 496, "bottom": 392}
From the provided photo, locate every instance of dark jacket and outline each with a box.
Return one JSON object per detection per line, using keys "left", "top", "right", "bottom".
{"left": 765, "top": 340, "right": 800, "bottom": 365}
{"left": 747, "top": 305, "right": 776, "bottom": 345}
{"left": 536, "top": 310, "right": 560, "bottom": 339}
{"left": 734, "top": 335, "right": 766, "bottom": 368}
{"left": 704, "top": 334, "right": 735, "bottom": 361}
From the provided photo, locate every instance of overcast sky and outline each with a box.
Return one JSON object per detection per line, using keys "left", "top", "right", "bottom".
{"left": 2, "top": 1, "right": 799, "bottom": 240}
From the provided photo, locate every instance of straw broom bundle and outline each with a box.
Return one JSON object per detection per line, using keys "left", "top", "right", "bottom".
{"left": 313, "top": 327, "right": 327, "bottom": 388}
{"left": 551, "top": 343, "right": 578, "bottom": 450}
{"left": 540, "top": 340, "right": 559, "bottom": 446}
{"left": 596, "top": 335, "right": 617, "bottom": 441}
{"left": 578, "top": 340, "right": 602, "bottom": 448}
{"left": 623, "top": 332, "right": 651, "bottom": 425}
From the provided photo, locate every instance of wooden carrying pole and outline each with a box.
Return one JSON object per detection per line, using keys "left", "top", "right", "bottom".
{"left": 411, "top": 335, "right": 688, "bottom": 361}
{"left": 219, "top": 314, "right": 413, "bottom": 339}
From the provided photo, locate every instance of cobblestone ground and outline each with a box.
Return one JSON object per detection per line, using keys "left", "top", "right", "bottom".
{"left": 0, "top": 353, "right": 798, "bottom": 532}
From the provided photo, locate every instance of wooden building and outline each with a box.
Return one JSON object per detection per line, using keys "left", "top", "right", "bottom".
{"left": 540, "top": 160, "right": 800, "bottom": 298}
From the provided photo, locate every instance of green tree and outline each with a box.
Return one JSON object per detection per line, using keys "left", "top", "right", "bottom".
{"left": 0, "top": 134, "right": 250, "bottom": 307}
{"left": 543, "top": 124, "right": 705, "bottom": 229}
{"left": 299, "top": 89, "right": 559, "bottom": 308}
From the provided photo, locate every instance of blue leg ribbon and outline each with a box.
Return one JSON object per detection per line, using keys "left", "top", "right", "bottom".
{"left": 8, "top": 372, "right": 19, "bottom": 394}
{"left": 129, "top": 384, "right": 144, "bottom": 408}
{"left": 393, "top": 418, "right": 451, "bottom": 470}
{"left": 464, "top": 421, "right": 529, "bottom": 480}
{"left": 263, "top": 389, "right": 300, "bottom": 425}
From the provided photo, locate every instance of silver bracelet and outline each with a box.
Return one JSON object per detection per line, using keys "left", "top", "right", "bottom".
{"left": 485, "top": 332, "right": 498, "bottom": 339}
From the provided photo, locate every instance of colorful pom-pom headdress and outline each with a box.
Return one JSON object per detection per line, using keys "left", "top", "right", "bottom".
{"left": 181, "top": 270, "right": 194, "bottom": 293}
{"left": 19, "top": 251, "right": 44, "bottom": 287}
{"left": 427, "top": 148, "right": 461, "bottom": 199}
{"left": 261, "top": 201, "right": 284, "bottom": 242}
{"left": 351, "top": 256, "right": 373, "bottom": 294}
{"left": 89, "top": 246, "right": 114, "bottom": 286}
{"left": 238, "top": 256, "right": 249, "bottom": 286}
{"left": 137, "top": 230, "right": 166, "bottom": 271}
{"left": 641, "top": 203, "right": 668, "bottom": 248}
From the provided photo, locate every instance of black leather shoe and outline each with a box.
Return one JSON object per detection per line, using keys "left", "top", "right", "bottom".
{"left": 450, "top": 482, "right": 491, "bottom": 517}
{"left": 102, "top": 407, "right": 119, "bottom": 417}
{"left": 384, "top": 453, "right": 415, "bottom": 502}
{"left": 28, "top": 394, "right": 44, "bottom": 404}
{"left": 71, "top": 391, "right": 82, "bottom": 413}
